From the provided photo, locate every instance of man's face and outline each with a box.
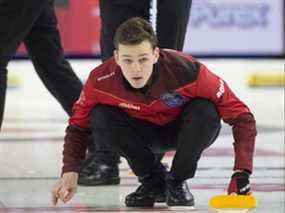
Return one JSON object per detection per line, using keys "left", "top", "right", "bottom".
{"left": 114, "top": 41, "right": 159, "bottom": 89}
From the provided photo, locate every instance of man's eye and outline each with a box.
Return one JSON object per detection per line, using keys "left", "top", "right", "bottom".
{"left": 139, "top": 58, "right": 148, "bottom": 63}
{"left": 124, "top": 59, "right": 132, "bottom": 64}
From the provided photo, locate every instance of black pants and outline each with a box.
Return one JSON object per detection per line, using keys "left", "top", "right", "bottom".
{"left": 90, "top": 99, "right": 221, "bottom": 182}
{"left": 0, "top": 0, "right": 82, "bottom": 129}
{"left": 99, "top": 0, "right": 192, "bottom": 61}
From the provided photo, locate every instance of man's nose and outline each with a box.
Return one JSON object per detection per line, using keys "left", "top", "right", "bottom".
{"left": 132, "top": 62, "right": 142, "bottom": 72}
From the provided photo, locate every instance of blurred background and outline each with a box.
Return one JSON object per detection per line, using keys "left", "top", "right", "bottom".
{"left": 15, "top": 0, "right": 285, "bottom": 58}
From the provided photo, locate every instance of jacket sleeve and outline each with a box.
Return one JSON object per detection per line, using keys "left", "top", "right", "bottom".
{"left": 194, "top": 63, "right": 257, "bottom": 173}
{"left": 62, "top": 73, "right": 98, "bottom": 174}
{"left": 62, "top": 125, "right": 90, "bottom": 174}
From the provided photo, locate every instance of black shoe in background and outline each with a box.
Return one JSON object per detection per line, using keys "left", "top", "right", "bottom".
{"left": 166, "top": 175, "right": 194, "bottom": 206}
{"left": 125, "top": 163, "right": 167, "bottom": 207}
{"left": 78, "top": 155, "right": 120, "bottom": 186}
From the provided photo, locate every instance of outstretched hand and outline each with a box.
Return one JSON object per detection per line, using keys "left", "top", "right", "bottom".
{"left": 227, "top": 170, "right": 251, "bottom": 195}
{"left": 51, "top": 172, "right": 78, "bottom": 206}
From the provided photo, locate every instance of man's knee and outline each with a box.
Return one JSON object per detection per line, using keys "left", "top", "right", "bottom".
{"left": 90, "top": 105, "right": 125, "bottom": 128}
{"left": 183, "top": 99, "right": 220, "bottom": 125}
{"left": 90, "top": 105, "right": 124, "bottom": 148}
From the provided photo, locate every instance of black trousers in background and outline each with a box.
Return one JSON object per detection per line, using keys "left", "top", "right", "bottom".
{"left": 0, "top": 0, "right": 82, "bottom": 129}
{"left": 90, "top": 99, "right": 221, "bottom": 182}
{"left": 99, "top": 0, "right": 192, "bottom": 61}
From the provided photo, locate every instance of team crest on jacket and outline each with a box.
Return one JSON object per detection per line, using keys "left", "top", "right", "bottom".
{"left": 161, "top": 92, "right": 187, "bottom": 108}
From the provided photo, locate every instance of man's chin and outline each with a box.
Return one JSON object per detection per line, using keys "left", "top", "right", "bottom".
{"left": 130, "top": 81, "right": 145, "bottom": 89}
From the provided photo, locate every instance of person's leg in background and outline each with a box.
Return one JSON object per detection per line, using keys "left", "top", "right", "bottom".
{"left": 0, "top": 0, "right": 96, "bottom": 184}
{"left": 0, "top": 58, "right": 9, "bottom": 130}
{"left": 23, "top": 0, "right": 99, "bottom": 170}
{"left": 78, "top": 0, "right": 151, "bottom": 186}
{"left": 23, "top": 0, "right": 82, "bottom": 116}
{"left": 99, "top": 0, "right": 150, "bottom": 61}
{"left": 0, "top": 0, "right": 48, "bottom": 129}
{"left": 156, "top": 0, "right": 192, "bottom": 50}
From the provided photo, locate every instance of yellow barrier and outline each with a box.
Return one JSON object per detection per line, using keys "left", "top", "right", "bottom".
{"left": 209, "top": 194, "right": 257, "bottom": 212}
{"left": 7, "top": 73, "right": 22, "bottom": 88}
{"left": 247, "top": 72, "right": 285, "bottom": 87}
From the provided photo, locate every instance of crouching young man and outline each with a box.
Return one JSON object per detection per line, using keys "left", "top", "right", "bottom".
{"left": 51, "top": 17, "right": 256, "bottom": 207}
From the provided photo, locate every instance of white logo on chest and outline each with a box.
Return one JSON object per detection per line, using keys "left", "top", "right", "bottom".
{"left": 97, "top": 72, "right": 115, "bottom": 82}
{"left": 119, "top": 103, "right": 141, "bottom": 111}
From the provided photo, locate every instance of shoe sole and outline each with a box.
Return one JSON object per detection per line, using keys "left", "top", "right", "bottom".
{"left": 125, "top": 201, "right": 155, "bottom": 207}
{"left": 155, "top": 196, "right": 166, "bottom": 203}
{"left": 168, "top": 206, "right": 196, "bottom": 211}
{"left": 78, "top": 178, "right": 120, "bottom": 186}
{"left": 125, "top": 204, "right": 155, "bottom": 207}
{"left": 167, "top": 199, "right": 195, "bottom": 207}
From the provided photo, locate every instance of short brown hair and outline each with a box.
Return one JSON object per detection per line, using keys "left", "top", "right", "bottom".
{"left": 114, "top": 17, "right": 157, "bottom": 49}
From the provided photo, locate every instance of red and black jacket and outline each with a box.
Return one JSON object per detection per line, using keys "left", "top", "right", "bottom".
{"left": 62, "top": 49, "right": 256, "bottom": 175}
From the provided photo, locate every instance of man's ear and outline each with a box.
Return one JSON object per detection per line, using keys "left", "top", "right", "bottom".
{"left": 154, "top": 47, "right": 159, "bottom": 63}
{"left": 114, "top": 50, "right": 119, "bottom": 64}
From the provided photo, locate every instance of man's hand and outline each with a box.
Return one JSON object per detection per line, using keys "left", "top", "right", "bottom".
{"left": 227, "top": 170, "right": 251, "bottom": 195}
{"left": 51, "top": 172, "right": 78, "bottom": 206}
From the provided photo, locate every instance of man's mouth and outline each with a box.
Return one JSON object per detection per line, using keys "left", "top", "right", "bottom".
{"left": 132, "top": 77, "right": 142, "bottom": 81}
